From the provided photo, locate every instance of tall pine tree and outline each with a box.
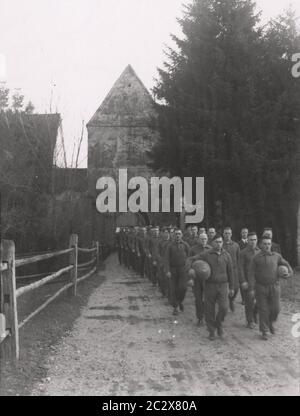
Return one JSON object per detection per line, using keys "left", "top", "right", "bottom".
{"left": 149, "top": 0, "right": 300, "bottom": 262}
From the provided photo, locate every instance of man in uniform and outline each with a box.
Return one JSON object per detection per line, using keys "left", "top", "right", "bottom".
{"left": 189, "top": 232, "right": 212, "bottom": 257}
{"left": 148, "top": 226, "right": 161, "bottom": 286}
{"left": 122, "top": 227, "right": 129, "bottom": 268}
{"left": 157, "top": 227, "right": 171, "bottom": 297}
{"left": 144, "top": 227, "right": 152, "bottom": 280}
{"left": 238, "top": 228, "right": 249, "bottom": 250}
{"left": 207, "top": 227, "right": 216, "bottom": 246}
{"left": 129, "top": 227, "right": 135, "bottom": 270}
{"left": 260, "top": 228, "right": 281, "bottom": 254}
{"left": 126, "top": 227, "right": 133, "bottom": 270}
{"left": 165, "top": 229, "right": 190, "bottom": 316}
{"left": 133, "top": 226, "right": 141, "bottom": 273}
{"left": 169, "top": 227, "right": 176, "bottom": 242}
{"left": 120, "top": 227, "right": 126, "bottom": 266}
{"left": 238, "top": 232, "right": 260, "bottom": 328}
{"left": 187, "top": 233, "right": 212, "bottom": 326}
{"left": 198, "top": 227, "right": 206, "bottom": 235}
{"left": 248, "top": 236, "right": 293, "bottom": 340}
{"left": 223, "top": 227, "right": 240, "bottom": 312}
{"left": 183, "top": 225, "right": 198, "bottom": 247}
{"left": 183, "top": 225, "right": 192, "bottom": 241}
{"left": 196, "top": 234, "right": 234, "bottom": 340}
{"left": 115, "top": 228, "right": 122, "bottom": 265}
{"left": 136, "top": 227, "right": 148, "bottom": 277}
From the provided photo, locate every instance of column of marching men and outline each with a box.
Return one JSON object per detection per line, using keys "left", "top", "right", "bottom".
{"left": 116, "top": 225, "right": 293, "bottom": 341}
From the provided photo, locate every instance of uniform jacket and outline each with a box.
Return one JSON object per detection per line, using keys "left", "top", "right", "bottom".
{"left": 183, "top": 235, "right": 198, "bottom": 247}
{"left": 223, "top": 240, "right": 240, "bottom": 269}
{"left": 165, "top": 240, "right": 190, "bottom": 272}
{"left": 258, "top": 240, "right": 281, "bottom": 254}
{"left": 189, "top": 244, "right": 212, "bottom": 257}
{"left": 196, "top": 248, "right": 234, "bottom": 289}
{"left": 148, "top": 236, "right": 161, "bottom": 261}
{"left": 158, "top": 238, "right": 170, "bottom": 267}
{"left": 238, "top": 239, "right": 248, "bottom": 250}
{"left": 137, "top": 234, "right": 148, "bottom": 256}
{"left": 238, "top": 246, "right": 261, "bottom": 284}
{"left": 248, "top": 251, "right": 292, "bottom": 290}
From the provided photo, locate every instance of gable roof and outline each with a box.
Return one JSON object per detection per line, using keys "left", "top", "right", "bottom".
{"left": 87, "top": 65, "right": 157, "bottom": 127}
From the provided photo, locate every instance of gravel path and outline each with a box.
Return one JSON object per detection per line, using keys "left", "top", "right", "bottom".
{"left": 30, "top": 254, "right": 300, "bottom": 396}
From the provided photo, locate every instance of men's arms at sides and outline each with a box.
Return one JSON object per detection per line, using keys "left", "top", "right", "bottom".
{"left": 226, "top": 254, "right": 235, "bottom": 295}
{"left": 165, "top": 241, "right": 190, "bottom": 278}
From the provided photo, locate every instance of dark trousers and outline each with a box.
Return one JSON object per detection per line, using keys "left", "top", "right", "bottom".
{"left": 231, "top": 268, "right": 240, "bottom": 298}
{"left": 169, "top": 266, "right": 187, "bottom": 308}
{"left": 150, "top": 262, "right": 158, "bottom": 284}
{"left": 134, "top": 253, "right": 139, "bottom": 272}
{"left": 129, "top": 250, "right": 135, "bottom": 269}
{"left": 255, "top": 282, "right": 280, "bottom": 333}
{"left": 124, "top": 249, "right": 129, "bottom": 268}
{"left": 240, "top": 284, "right": 246, "bottom": 303}
{"left": 139, "top": 254, "right": 146, "bottom": 277}
{"left": 117, "top": 247, "right": 122, "bottom": 265}
{"left": 204, "top": 283, "right": 228, "bottom": 334}
{"left": 241, "top": 288, "right": 256, "bottom": 324}
{"left": 158, "top": 265, "right": 168, "bottom": 296}
{"left": 145, "top": 256, "right": 151, "bottom": 280}
{"left": 228, "top": 268, "right": 239, "bottom": 304}
{"left": 193, "top": 279, "right": 204, "bottom": 321}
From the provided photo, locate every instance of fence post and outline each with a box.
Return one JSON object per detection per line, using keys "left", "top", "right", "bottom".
{"left": 0, "top": 240, "right": 19, "bottom": 362}
{"left": 69, "top": 234, "right": 78, "bottom": 296}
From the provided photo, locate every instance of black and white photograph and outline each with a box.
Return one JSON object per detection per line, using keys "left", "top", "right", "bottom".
{"left": 0, "top": 0, "right": 300, "bottom": 398}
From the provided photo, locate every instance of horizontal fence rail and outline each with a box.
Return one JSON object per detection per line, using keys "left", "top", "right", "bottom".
{"left": 0, "top": 235, "right": 101, "bottom": 362}
{"left": 78, "top": 246, "right": 97, "bottom": 254}
{"left": 16, "top": 249, "right": 56, "bottom": 259}
{"left": 16, "top": 265, "right": 74, "bottom": 298}
{"left": 78, "top": 257, "right": 96, "bottom": 269}
{"left": 16, "top": 271, "right": 65, "bottom": 281}
{"left": 18, "top": 281, "right": 74, "bottom": 330}
{"left": 77, "top": 267, "right": 97, "bottom": 284}
{"left": 15, "top": 248, "right": 73, "bottom": 268}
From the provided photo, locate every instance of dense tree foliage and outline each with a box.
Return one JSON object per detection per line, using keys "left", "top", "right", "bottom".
{"left": 0, "top": 87, "right": 59, "bottom": 252}
{"left": 149, "top": 0, "right": 300, "bottom": 262}
{"left": 0, "top": 85, "right": 89, "bottom": 257}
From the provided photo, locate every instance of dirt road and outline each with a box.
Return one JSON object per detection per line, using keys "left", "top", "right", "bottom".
{"left": 26, "top": 253, "right": 299, "bottom": 396}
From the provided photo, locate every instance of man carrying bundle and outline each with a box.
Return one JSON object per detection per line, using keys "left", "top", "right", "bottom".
{"left": 194, "top": 234, "right": 235, "bottom": 340}
{"left": 248, "top": 236, "right": 293, "bottom": 340}
{"left": 260, "top": 228, "right": 281, "bottom": 254}
{"left": 187, "top": 233, "right": 212, "bottom": 326}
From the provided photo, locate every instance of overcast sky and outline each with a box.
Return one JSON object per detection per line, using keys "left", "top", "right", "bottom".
{"left": 1, "top": 0, "right": 299, "bottom": 167}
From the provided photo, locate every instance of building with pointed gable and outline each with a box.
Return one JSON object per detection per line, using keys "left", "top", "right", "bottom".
{"left": 86, "top": 65, "right": 164, "bottom": 246}
{"left": 52, "top": 65, "right": 176, "bottom": 249}
{"left": 87, "top": 64, "right": 159, "bottom": 183}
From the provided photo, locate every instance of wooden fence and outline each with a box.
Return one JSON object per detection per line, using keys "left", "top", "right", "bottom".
{"left": 0, "top": 234, "right": 100, "bottom": 362}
